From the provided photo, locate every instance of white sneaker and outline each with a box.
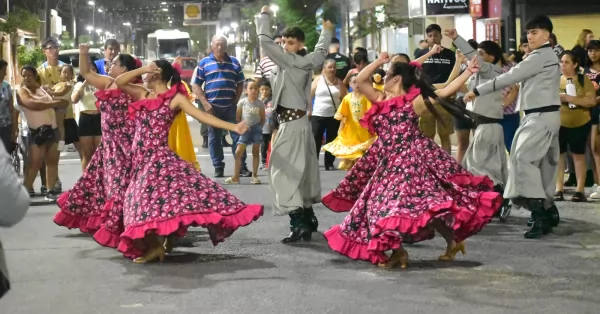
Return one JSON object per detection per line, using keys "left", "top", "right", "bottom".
{"left": 590, "top": 185, "right": 600, "bottom": 199}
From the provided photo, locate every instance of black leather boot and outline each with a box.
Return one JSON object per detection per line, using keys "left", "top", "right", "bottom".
{"left": 524, "top": 204, "right": 552, "bottom": 239}
{"left": 304, "top": 206, "right": 318, "bottom": 232}
{"left": 281, "top": 208, "right": 312, "bottom": 243}
{"left": 526, "top": 205, "right": 560, "bottom": 227}
{"left": 499, "top": 199, "right": 511, "bottom": 223}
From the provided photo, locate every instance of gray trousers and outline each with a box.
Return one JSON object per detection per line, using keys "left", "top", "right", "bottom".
{"left": 504, "top": 111, "right": 560, "bottom": 209}
{"left": 269, "top": 115, "right": 321, "bottom": 215}
{"left": 462, "top": 123, "right": 508, "bottom": 187}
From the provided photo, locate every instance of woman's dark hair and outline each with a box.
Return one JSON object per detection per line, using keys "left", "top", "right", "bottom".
{"left": 354, "top": 47, "right": 367, "bottom": 54}
{"left": 0, "top": 59, "right": 7, "bottom": 70}
{"left": 388, "top": 62, "right": 475, "bottom": 125}
{"left": 76, "top": 60, "right": 99, "bottom": 83}
{"left": 479, "top": 40, "right": 508, "bottom": 66}
{"left": 353, "top": 51, "right": 369, "bottom": 65}
{"left": 560, "top": 50, "right": 580, "bottom": 70}
{"left": 21, "top": 65, "right": 37, "bottom": 76}
{"left": 115, "top": 54, "right": 138, "bottom": 72}
{"left": 154, "top": 60, "right": 181, "bottom": 85}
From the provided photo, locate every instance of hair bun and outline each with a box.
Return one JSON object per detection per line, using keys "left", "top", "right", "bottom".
{"left": 373, "top": 73, "right": 382, "bottom": 84}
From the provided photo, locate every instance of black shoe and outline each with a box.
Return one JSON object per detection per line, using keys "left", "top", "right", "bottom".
{"left": 523, "top": 211, "right": 552, "bottom": 239}
{"left": 202, "top": 136, "right": 208, "bottom": 148}
{"left": 40, "top": 185, "right": 48, "bottom": 195}
{"left": 585, "top": 169, "right": 595, "bottom": 187}
{"left": 214, "top": 168, "right": 224, "bottom": 178}
{"left": 239, "top": 167, "right": 252, "bottom": 177}
{"left": 499, "top": 199, "right": 511, "bottom": 223}
{"left": 547, "top": 205, "right": 560, "bottom": 227}
{"left": 564, "top": 173, "right": 576, "bottom": 187}
{"left": 304, "top": 206, "right": 318, "bottom": 232}
{"left": 45, "top": 189, "right": 59, "bottom": 202}
{"left": 281, "top": 209, "right": 312, "bottom": 243}
{"left": 325, "top": 164, "right": 334, "bottom": 171}
{"left": 54, "top": 180, "right": 62, "bottom": 193}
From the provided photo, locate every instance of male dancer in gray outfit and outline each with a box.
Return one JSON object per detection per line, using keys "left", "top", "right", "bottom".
{"left": 256, "top": 6, "right": 333, "bottom": 242}
{"left": 465, "top": 15, "right": 561, "bottom": 238}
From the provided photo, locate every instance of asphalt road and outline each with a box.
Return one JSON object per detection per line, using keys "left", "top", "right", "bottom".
{"left": 1, "top": 122, "right": 600, "bottom": 314}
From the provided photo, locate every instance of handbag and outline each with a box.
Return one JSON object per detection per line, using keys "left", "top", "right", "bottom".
{"left": 323, "top": 76, "right": 339, "bottom": 111}
{"left": 32, "top": 125, "right": 54, "bottom": 146}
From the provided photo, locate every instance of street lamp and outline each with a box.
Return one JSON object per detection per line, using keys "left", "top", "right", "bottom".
{"left": 123, "top": 22, "right": 131, "bottom": 26}
{"left": 269, "top": 4, "right": 279, "bottom": 17}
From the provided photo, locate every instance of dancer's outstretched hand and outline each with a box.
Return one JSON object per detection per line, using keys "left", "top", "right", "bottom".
{"left": 235, "top": 121, "right": 249, "bottom": 135}
{"left": 144, "top": 62, "right": 161, "bottom": 74}
{"left": 79, "top": 44, "right": 90, "bottom": 54}
{"left": 323, "top": 20, "right": 334, "bottom": 30}
{"left": 378, "top": 52, "right": 390, "bottom": 64}
{"left": 444, "top": 29, "right": 458, "bottom": 40}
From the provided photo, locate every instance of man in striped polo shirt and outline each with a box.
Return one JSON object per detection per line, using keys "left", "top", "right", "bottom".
{"left": 191, "top": 35, "right": 250, "bottom": 178}
{"left": 254, "top": 35, "right": 281, "bottom": 81}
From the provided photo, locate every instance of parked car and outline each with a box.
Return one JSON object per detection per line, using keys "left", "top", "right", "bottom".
{"left": 59, "top": 48, "right": 103, "bottom": 74}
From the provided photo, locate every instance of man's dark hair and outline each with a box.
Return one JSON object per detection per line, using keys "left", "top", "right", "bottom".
{"left": 0, "top": 59, "right": 7, "bottom": 70}
{"left": 331, "top": 37, "right": 340, "bottom": 44}
{"left": 419, "top": 40, "right": 426, "bottom": 44}
{"left": 274, "top": 35, "right": 282, "bottom": 40}
{"left": 525, "top": 15, "right": 553, "bottom": 33}
{"left": 281, "top": 26, "right": 305, "bottom": 42}
{"left": 104, "top": 39, "right": 119, "bottom": 49}
{"left": 41, "top": 37, "right": 59, "bottom": 49}
{"left": 467, "top": 39, "right": 478, "bottom": 50}
{"left": 354, "top": 47, "right": 367, "bottom": 54}
{"left": 425, "top": 24, "right": 442, "bottom": 35}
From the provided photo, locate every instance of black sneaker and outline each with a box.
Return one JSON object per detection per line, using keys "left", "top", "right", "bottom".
{"left": 239, "top": 167, "right": 252, "bottom": 177}
{"left": 214, "top": 168, "right": 225, "bottom": 178}
{"left": 40, "top": 185, "right": 48, "bottom": 195}
{"left": 54, "top": 180, "right": 63, "bottom": 193}
{"left": 45, "top": 189, "right": 59, "bottom": 202}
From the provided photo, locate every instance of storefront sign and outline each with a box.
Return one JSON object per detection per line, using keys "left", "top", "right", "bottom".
{"left": 469, "top": 0, "right": 483, "bottom": 18}
{"left": 487, "top": 0, "right": 502, "bottom": 18}
{"left": 425, "top": 0, "right": 469, "bottom": 15}
{"left": 183, "top": 3, "right": 202, "bottom": 25}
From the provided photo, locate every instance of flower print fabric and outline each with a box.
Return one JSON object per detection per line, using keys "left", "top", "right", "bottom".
{"left": 118, "top": 83, "right": 263, "bottom": 258}
{"left": 322, "top": 86, "right": 502, "bottom": 265}
{"left": 54, "top": 89, "right": 135, "bottom": 248}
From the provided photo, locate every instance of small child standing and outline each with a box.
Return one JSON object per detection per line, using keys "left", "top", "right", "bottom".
{"left": 49, "top": 65, "right": 76, "bottom": 152}
{"left": 224, "top": 80, "right": 265, "bottom": 185}
{"left": 259, "top": 81, "right": 273, "bottom": 170}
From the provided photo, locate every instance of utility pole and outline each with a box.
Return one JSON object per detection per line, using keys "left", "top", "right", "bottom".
{"left": 45, "top": 0, "right": 51, "bottom": 38}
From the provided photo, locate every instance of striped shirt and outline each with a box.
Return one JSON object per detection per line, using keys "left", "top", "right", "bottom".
{"left": 502, "top": 63, "right": 518, "bottom": 115}
{"left": 191, "top": 52, "right": 245, "bottom": 108}
{"left": 254, "top": 57, "right": 276, "bottom": 80}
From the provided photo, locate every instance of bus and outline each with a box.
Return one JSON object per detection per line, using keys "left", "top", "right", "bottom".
{"left": 146, "top": 29, "right": 192, "bottom": 60}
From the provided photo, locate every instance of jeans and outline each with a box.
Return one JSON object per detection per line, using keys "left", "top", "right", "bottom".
{"left": 208, "top": 105, "right": 247, "bottom": 169}
{"left": 500, "top": 113, "right": 520, "bottom": 153}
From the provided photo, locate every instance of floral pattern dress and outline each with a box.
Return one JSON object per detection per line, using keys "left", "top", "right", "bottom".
{"left": 322, "top": 87, "right": 502, "bottom": 265}
{"left": 118, "top": 84, "right": 264, "bottom": 258}
{"left": 54, "top": 89, "right": 135, "bottom": 248}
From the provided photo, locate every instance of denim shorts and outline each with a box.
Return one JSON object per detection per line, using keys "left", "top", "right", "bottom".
{"left": 238, "top": 124, "right": 262, "bottom": 145}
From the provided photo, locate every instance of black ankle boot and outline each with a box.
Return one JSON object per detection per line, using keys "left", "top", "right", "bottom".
{"left": 304, "top": 206, "right": 318, "bottom": 232}
{"left": 499, "top": 199, "right": 511, "bottom": 223}
{"left": 282, "top": 208, "right": 312, "bottom": 243}
{"left": 546, "top": 205, "right": 560, "bottom": 227}
{"left": 524, "top": 209, "right": 552, "bottom": 239}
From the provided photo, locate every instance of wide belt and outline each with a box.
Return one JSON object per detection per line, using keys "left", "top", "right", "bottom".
{"left": 474, "top": 115, "right": 503, "bottom": 126}
{"left": 524, "top": 105, "right": 560, "bottom": 115}
{"left": 276, "top": 107, "right": 306, "bottom": 124}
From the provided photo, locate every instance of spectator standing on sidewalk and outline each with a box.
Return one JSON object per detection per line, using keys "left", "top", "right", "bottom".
{"left": 191, "top": 35, "right": 251, "bottom": 178}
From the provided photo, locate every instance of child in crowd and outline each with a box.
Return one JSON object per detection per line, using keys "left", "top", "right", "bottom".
{"left": 49, "top": 65, "right": 76, "bottom": 152}
{"left": 224, "top": 80, "right": 265, "bottom": 185}
{"left": 259, "top": 81, "right": 273, "bottom": 170}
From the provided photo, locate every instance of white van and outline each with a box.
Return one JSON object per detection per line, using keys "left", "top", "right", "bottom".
{"left": 58, "top": 48, "right": 103, "bottom": 74}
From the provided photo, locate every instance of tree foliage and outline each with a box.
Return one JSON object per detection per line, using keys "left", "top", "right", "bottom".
{"left": 351, "top": 5, "right": 407, "bottom": 42}
{"left": 0, "top": 6, "right": 41, "bottom": 36}
{"left": 17, "top": 46, "right": 45, "bottom": 67}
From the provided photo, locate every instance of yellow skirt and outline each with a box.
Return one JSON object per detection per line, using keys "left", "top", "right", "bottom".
{"left": 168, "top": 112, "right": 200, "bottom": 171}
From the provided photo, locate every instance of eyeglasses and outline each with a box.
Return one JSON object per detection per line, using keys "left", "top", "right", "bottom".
{"left": 43, "top": 46, "right": 59, "bottom": 51}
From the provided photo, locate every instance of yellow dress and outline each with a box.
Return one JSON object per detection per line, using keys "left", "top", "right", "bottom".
{"left": 322, "top": 93, "right": 376, "bottom": 170}
{"left": 168, "top": 81, "right": 200, "bottom": 171}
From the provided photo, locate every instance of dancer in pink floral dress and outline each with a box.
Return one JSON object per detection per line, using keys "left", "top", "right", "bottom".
{"left": 323, "top": 52, "right": 502, "bottom": 269}
{"left": 54, "top": 48, "right": 140, "bottom": 250}
{"left": 114, "top": 60, "right": 263, "bottom": 263}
